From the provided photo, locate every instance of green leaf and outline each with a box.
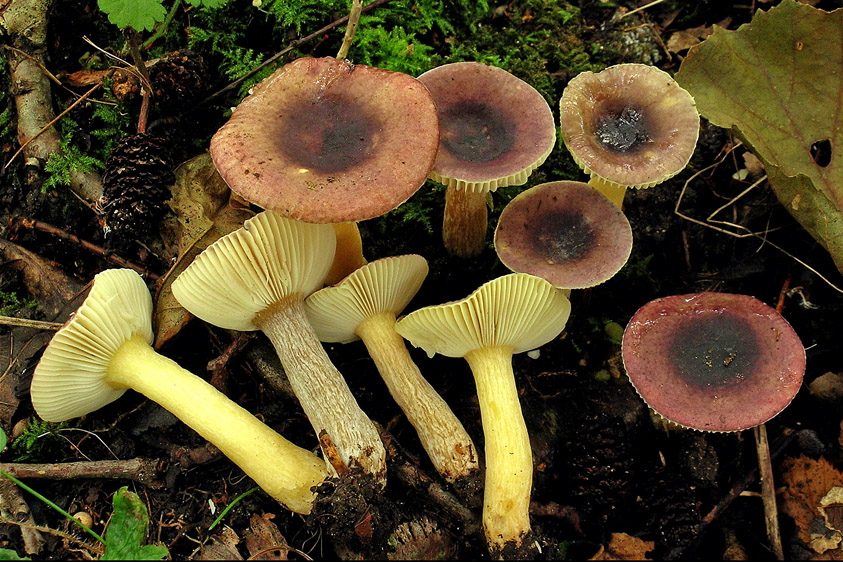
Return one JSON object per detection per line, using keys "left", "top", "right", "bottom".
{"left": 0, "top": 427, "right": 7, "bottom": 452}
{"left": 186, "top": 0, "right": 229, "bottom": 7}
{"left": 0, "top": 548, "right": 29, "bottom": 560}
{"left": 103, "top": 487, "right": 168, "bottom": 561}
{"left": 675, "top": 0, "right": 843, "bottom": 274}
{"left": 97, "top": 0, "right": 167, "bottom": 31}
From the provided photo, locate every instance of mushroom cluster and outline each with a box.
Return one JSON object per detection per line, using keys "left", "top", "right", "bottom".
{"left": 27, "top": 51, "right": 716, "bottom": 559}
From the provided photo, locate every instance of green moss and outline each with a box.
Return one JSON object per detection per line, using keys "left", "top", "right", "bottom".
{"left": 0, "top": 291, "right": 37, "bottom": 317}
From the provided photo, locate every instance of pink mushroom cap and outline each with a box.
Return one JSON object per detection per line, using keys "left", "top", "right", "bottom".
{"left": 622, "top": 292, "right": 805, "bottom": 432}
{"left": 209, "top": 57, "right": 440, "bottom": 223}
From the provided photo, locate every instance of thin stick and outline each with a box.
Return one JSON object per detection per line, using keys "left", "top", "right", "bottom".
{"left": 9, "top": 217, "right": 161, "bottom": 280}
{"left": 0, "top": 316, "right": 63, "bottom": 330}
{"left": 754, "top": 424, "right": 784, "bottom": 559}
{"left": 621, "top": 0, "right": 667, "bottom": 18}
{"left": 3, "top": 83, "right": 101, "bottom": 170}
{"left": 336, "top": 0, "right": 362, "bottom": 60}
{"left": 200, "top": 0, "right": 393, "bottom": 105}
{"left": 123, "top": 28, "right": 153, "bottom": 135}
{"left": 0, "top": 458, "right": 164, "bottom": 489}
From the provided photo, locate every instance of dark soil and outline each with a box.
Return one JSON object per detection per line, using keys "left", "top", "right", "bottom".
{"left": 2, "top": 0, "right": 843, "bottom": 560}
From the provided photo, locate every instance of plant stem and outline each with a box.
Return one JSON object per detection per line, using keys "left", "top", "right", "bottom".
{"left": 143, "top": 0, "right": 183, "bottom": 50}
{"left": 0, "top": 468, "right": 106, "bottom": 544}
{"left": 336, "top": 0, "right": 362, "bottom": 60}
{"left": 754, "top": 424, "right": 784, "bottom": 560}
{"left": 123, "top": 28, "right": 153, "bottom": 135}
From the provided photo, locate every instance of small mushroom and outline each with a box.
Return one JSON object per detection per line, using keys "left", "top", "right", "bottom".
{"left": 395, "top": 273, "right": 571, "bottom": 553}
{"left": 621, "top": 292, "right": 805, "bottom": 432}
{"left": 622, "top": 292, "right": 805, "bottom": 558}
{"left": 30, "top": 269, "right": 328, "bottom": 515}
{"left": 493, "top": 181, "right": 633, "bottom": 289}
{"left": 417, "top": 62, "right": 556, "bottom": 258}
{"left": 209, "top": 56, "right": 440, "bottom": 281}
{"left": 559, "top": 63, "right": 700, "bottom": 208}
{"left": 171, "top": 211, "right": 386, "bottom": 481}
{"left": 304, "top": 255, "right": 480, "bottom": 485}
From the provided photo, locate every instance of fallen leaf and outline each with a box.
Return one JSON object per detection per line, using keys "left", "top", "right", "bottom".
{"left": 0, "top": 239, "right": 82, "bottom": 318}
{"left": 675, "top": 0, "right": 843, "bottom": 275}
{"left": 200, "top": 527, "right": 243, "bottom": 560}
{"left": 153, "top": 154, "right": 253, "bottom": 348}
{"left": 243, "top": 513, "right": 288, "bottom": 560}
{"left": 780, "top": 455, "right": 843, "bottom": 558}
{"left": 590, "top": 532, "right": 654, "bottom": 560}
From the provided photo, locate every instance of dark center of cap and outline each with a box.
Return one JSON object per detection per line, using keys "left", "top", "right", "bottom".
{"left": 669, "top": 312, "right": 760, "bottom": 388}
{"left": 440, "top": 101, "right": 514, "bottom": 163}
{"left": 595, "top": 106, "right": 651, "bottom": 153}
{"left": 280, "top": 94, "right": 377, "bottom": 174}
{"left": 532, "top": 210, "right": 595, "bottom": 264}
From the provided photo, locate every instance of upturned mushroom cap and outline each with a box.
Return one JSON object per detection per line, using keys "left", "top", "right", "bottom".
{"left": 559, "top": 63, "right": 700, "bottom": 190}
{"left": 418, "top": 62, "right": 556, "bottom": 193}
{"left": 622, "top": 293, "right": 805, "bottom": 432}
{"left": 30, "top": 269, "right": 153, "bottom": 421}
{"left": 171, "top": 211, "right": 335, "bottom": 332}
{"left": 494, "top": 181, "right": 633, "bottom": 289}
{"left": 209, "top": 57, "right": 440, "bottom": 223}
{"left": 396, "top": 273, "right": 571, "bottom": 358}
{"left": 305, "top": 255, "right": 429, "bottom": 343}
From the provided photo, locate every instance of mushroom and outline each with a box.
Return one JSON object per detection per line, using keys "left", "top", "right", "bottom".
{"left": 171, "top": 210, "right": 386, "bottom": 481}
{"left": 417, "top": 62, "right": 556, "bottom": 258}
{"left": 493, "top": 181, "right": 633, "bottom": 289}
{"left": 395, "top": 273, "right": 571, "bottom": 552}
{"left": 622, "top": 292, "right": 805, "bottom": 559}
{"left": 209, "top": 56, "right": 440, "bottom": 281}
{"left": 30, "top": 269, "right": 328, "bottom": 515}
{"left": 559, "top": 63, "right": 700, "bottom": 208}
{"left": 304, "top": 255, "right": 480, "bottom": 485}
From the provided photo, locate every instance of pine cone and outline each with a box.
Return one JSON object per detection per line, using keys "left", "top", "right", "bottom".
{"left": 101, "top": 134, "right": 174, "bottom": 252}
{"left": 148, "top": 50, "right": 208, "bottom": 111}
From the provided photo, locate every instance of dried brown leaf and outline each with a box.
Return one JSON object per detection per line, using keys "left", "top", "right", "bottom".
{"left": 590, "top": 532, "right": 654, "bottom": 560}
{"left": 781, "top": 455, "right": 843, "bottom": 558}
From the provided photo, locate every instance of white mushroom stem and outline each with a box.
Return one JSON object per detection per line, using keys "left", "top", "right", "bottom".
{"left": 106, "top": 336, "right": 328, "bottom": 514}
{"left": 464, "top": 345, "right": 532, "bottom": 550}
{"left": 356, "top": 312, "right": 479, "bottom": 482}
{"left": 443, "top": 186, "right": 488, "bottom": 258}
{"left": 254, "top": 296, "right": 386, "bottom": 480}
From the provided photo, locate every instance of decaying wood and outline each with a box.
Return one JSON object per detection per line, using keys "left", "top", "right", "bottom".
{"left": 0, "top": 457, "right": 166, "bottom": 488}
{"left": 1, "top": 0, "right": 104, "bottom": 203}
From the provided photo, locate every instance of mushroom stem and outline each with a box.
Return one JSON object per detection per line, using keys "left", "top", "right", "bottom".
{"left": 325, "top": 222, "right": 367, "bottom": 286}
{"left": 105, "top": 335, "right": 328, "bottom": 514}
{"left": 588, "top": 176, "right": 627, "bottom": 209}
{"left": 356, "top": 312, "right": 480, "bottom": 483}
{"left": 254, "top": 296, "right": 386, "bottom": 481}
{"left": 443, "top": 186, "right": 488, "bottom": 258}
{"left": 464, "top": 345, "right": 532, "bottom": 550}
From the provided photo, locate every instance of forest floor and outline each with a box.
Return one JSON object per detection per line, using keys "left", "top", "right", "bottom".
{"left": 2, "top": 0, "right": 843, "bottom": 560}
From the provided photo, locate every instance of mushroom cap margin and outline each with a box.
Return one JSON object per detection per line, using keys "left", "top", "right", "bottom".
{"left": 30, "top": 269, "right": 154, "bottom": 422}
{"left": 395, "top": 273, "right": 571, "bottom": 358}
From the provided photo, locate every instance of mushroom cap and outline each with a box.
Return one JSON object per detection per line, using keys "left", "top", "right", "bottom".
{"left": 30, "top": 269, "right": 154, "bottom": 422}
{"left": 209, "top": 57, "right": 440, "bottom": 223}
{"left": 305, "top": 255, "right": 429, "bottom": 344}
{"left": 417, "top": 62, "right": 556, "bottom": 193}
{"left": 171, "top": 211, "right": 336, "bottom": 332}
{"left": 559, "top": 63, "right": 700, "bottom": 190}
{"left": 494, "top": 181, "right": 633, "bottom": 289}
{"left": 622, "top": 293, "right": 805, "bottom": 432}
{"left": 395, "top": 273, "right": 571, "bottom": 358}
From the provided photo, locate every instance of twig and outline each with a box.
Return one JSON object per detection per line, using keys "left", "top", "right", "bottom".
{"left": 123, "top": 28, "right": 154, "bottom": 135}
{"left": 0, "top": 458, "right": 165, "bottom": 489}
{"left": 754, "top": 424, "right": 784, "bottom": 560}
{"left": 9, "top": 217, "right": 161, "bottom": 280}
{"left": 336, "top": 0, "right": 362, "bottom": 60}
{"left": 0, "top": 316, "right": 63, "bottom": 330}
{"left": 0, "top": 45, "right": 62, "bottom": 85}
{"left": 3, "top": 83, "right": 101, "bottom": 171}
{"left": 674, "top": 144, "right": 843, "bottom": 294}
{"left": 200, "top": 0, "right": 394, "bottom": 105}
{"left": 620, "top": 0, "right": 667, "bottom": 18}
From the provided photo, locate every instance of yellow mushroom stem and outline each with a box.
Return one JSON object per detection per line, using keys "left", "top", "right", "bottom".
{"left": 355, "top": 312, "right": 479, "bottom": 483}
{"left": 464, "top": 345, "right": 532, "bottom": 550}
{"left": 325, "top": 222, "right": 367, "bottom": 286}
{"left": 107, "top": 335, "right": 328, "bottom": 514}
{"left": 443, "top": 186, "right": 488, "bottom": 258}
{"left": 254, "top": 296, "right": 386, "bottom": 481}
{"left": 588, "top": 176, "right": 628, "bottom": 209}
